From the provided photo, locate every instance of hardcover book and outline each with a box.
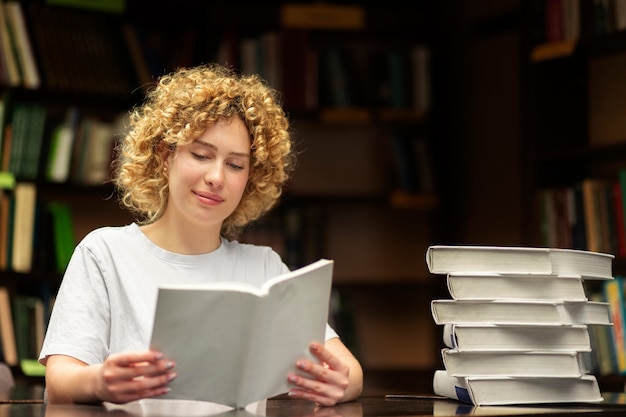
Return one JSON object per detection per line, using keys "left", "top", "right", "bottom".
{"left": 432, "top": 370, "right": 603, "bottom": 406}
{"left": 442, "top": 323, "right": 592, "bottom": 352}
{"left": 441, "top": 348, "right": 590, "bottom": 378}
{"left": 149, "top": 259, "right": 333, "bottom": 408}
{"left": 426, "top": 245, "right": 613, "bottom": 279}
{"left": 446, "top": 273, "right": 590, "bottom": 301}
{"left": 431, "top": 299, "right": 611, "bottom": 326}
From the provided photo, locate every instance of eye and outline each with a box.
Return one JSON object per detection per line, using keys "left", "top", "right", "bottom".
{"left": 227, "top": 162, "right": 245, "bottom": 171}
{"left": 191, "top": 151, "right": 210, "bottom": 161}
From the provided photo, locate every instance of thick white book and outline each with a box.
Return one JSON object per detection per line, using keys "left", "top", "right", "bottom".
{"left": 426, "top": 245, "right": 614, "bottom": 279}
{"left": 442, "top": 323, "right": 592, "bottom": 352}
{"left": 446, "top": 273, "right": 590, "bottom": 301}
{"left": 432, "top": 369, "right": 603, "bottom": 406}
{"left": 149, "top": 258, "right": 334, "bottom": 408}
{"left": 431, "top": 299, "right": 611, "bottom": 326}
{"left": 441, "top": 348, "right": 589, "bottom": 378}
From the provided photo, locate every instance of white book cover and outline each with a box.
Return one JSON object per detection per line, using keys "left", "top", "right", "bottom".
{"left": 431, "top": 299, "right": 611, "bottom": 326}
{"left": 432, "top": 370, "right": 603, "bottom": 406}
{"left": 441, "top": 348, "right": 589, "bottom": 378}
{"left": 426, "top": 245, "right": 614, "bottom": 279}
{"left": 150, "top": 258, "right": 333, "bottom": 408}
{"left": 442, "top": 323, "right": 592, "bottom": 352}
{"left": 446, "top": 273, "right": 589, "bottom": 301}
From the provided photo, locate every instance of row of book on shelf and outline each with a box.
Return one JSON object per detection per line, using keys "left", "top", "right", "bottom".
{"left": 1, "top": 0, "right": 137, "bottom": 96}
{"left": 0, "top": 283, "right": 50, "bottom": 377}
{"left": 0, "top": 175, "right": 75, "bottom": 276}
{"left": 0, "top": 96, "right": 125, "bottom": 185}
{"left": 538, "top": 170, "right": 626, "bottom": 258}
{"left": 1, "top": 0, "right": 432, "bottom": 117}
{"left": 142, "top": 24, "right": 432, "bottom": 116}
{"left": 426, "top": 244, "right": 619, "bottom": 406}
{"left": 530, "top": 0, "right": 626, "bottom": 62}
{"left": 534, "top": 0, "right": 626, "bottom": 45}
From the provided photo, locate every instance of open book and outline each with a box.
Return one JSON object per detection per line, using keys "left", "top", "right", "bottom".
{"left": 149, "top": 258, "right": 334, "bottom": 408}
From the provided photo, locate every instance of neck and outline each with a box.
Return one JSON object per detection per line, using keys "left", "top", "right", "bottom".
{"left": 140, "top": 217, "right": 222, "bottom": 255}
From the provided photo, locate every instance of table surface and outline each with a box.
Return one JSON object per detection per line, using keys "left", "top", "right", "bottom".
{"left": 4, "top": 393, "right": 626, "bottom": 417}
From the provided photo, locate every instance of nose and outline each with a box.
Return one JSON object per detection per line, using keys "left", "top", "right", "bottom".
{"left": 204, "top": 160, "right": 225, "bottom": 188}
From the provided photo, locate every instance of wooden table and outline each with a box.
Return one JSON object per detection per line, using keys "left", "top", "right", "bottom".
{"left": 3, "top": 393, "right": 626, "bottom": 416}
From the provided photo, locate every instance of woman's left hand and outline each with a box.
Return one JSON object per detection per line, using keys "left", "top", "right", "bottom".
{"left": 287, "top": 341, "right": 351, "bottom": 406}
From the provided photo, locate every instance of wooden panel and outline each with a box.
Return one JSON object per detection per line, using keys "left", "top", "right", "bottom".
{"left": 287, "top": 121, "right": 391, "bottom": 196}
{"left": 589, "top": 52, "right": 626, "bottom": 148}
{"left": 323, "top": 205, "right": 433, "bottom": 283}
{"left": 349, "top": 287, "right": 440, "bottom": 370}
{"left": 39, "top": 186, "right": 134, "bottom": 243}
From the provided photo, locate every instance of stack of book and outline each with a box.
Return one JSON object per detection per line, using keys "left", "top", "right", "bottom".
{"left": 427, "top": 245, "right": 614, "bottom": 406}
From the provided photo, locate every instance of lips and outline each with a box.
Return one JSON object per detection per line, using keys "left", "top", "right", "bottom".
{"left": 194, "top": 191, "right": 224, "bottom": 204}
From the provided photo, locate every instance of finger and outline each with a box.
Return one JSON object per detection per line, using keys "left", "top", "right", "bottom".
{"left": 308, "top": 342, "right": 343, "bottom": 370}
{"left": 106, "top": 370, "right": 176, "bottom": 402}
{"left": 288, "top": 385, "right": 341, "bottom": 407}
{"left": 109, "top": 351, "right": 165, "bottom": 367}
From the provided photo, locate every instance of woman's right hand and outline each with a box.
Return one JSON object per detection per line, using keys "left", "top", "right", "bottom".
{"left": 96, "top": 351, "right": 177, "bottom": 404}
{"left": 45, "top": 351, "right": 177, "bottom": 404}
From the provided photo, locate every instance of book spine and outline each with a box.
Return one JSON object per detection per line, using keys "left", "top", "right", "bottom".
{"left": 4, "top": 1, "right": 40, "bottom": 89}
{"left": 603, "top": 278, "right": 626, "bottom": 374}
{"left": 0, "top": 287, "right": 17, "bottom": 366}
{"left": 432, "top": 369, "right": 473, "bottom": 404}
{"left": 10, "top": 182, "right": 36, "bottom": 273}
{"left": 0, "top": 1, "right": 21, "bottom": 87}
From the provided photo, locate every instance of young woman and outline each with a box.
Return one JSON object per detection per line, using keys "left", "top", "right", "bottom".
{"left": 39, "top": 63, "right": 363, "bottom": 406}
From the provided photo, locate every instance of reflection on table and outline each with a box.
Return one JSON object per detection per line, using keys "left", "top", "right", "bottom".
{"left": 1, "top": 393, "right": 626, "bottom": 417}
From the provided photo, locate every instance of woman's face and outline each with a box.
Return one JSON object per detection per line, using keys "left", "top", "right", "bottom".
{"left": 164, "top": 118, "right": 251, "bottom": 229}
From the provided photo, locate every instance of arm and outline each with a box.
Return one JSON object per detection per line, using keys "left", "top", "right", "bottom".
{"left": 287, "top": 338, "right": 363, "bottom": 406}
{"left": 45, "top": 352, "right": 177, "bottom": 404}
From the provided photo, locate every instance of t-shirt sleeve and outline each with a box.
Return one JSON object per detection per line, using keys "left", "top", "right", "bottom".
{"left": 39, "top": 244, "right": 111, "bottom": 366}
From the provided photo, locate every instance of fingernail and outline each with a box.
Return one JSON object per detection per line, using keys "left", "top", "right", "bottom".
{"left": 297, "top": 361, "right": 305, "bottom": 369}
{"left": 167, "top": 372, "right": 177, "bottom": 381}
{"left": 288, "top": 375, "right": 298, "bottom": 383}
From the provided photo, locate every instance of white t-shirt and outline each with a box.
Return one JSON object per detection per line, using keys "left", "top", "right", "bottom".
{"left": 39, "top": 223, "right": 337, "bottom": 366}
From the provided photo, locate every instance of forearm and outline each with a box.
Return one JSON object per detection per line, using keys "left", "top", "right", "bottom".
{"left": 323, "top": 337, "right": 363, "bottom": 403}
{"left": 338, "top": 353, "right": 364, "bottom": 402}
{"left": 45, "top": 361, "right": 102, "bottom": 404}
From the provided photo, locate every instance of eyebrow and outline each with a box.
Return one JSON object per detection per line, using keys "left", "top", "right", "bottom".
{"left": 192, "top": 140, "right": 250, "bottom": 158}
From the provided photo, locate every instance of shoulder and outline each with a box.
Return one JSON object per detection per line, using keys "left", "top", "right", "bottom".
{"left": 221, "top": 238, "right": 289, "bottom": 276}
{"left": 221, "top": 238, "right": 283, "bottom": 263}
{"left": 77, "top": 223, "right": 138, "bottom": 251}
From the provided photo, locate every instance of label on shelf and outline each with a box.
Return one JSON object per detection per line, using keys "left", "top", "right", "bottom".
{"left": 281, "top": 4, "right": 365, "bottom": 30}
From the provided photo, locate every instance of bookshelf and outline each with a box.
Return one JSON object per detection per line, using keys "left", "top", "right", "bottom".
{"left": 0, "top": 0, "right": 445, "bottom": 394}
{"left": 520, "top": 0, "right": 626, "bottom": 388}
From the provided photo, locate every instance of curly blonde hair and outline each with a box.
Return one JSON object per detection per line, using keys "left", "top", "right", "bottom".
{"left": 113, "top": 63, "right": 295, "bottom": 238}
